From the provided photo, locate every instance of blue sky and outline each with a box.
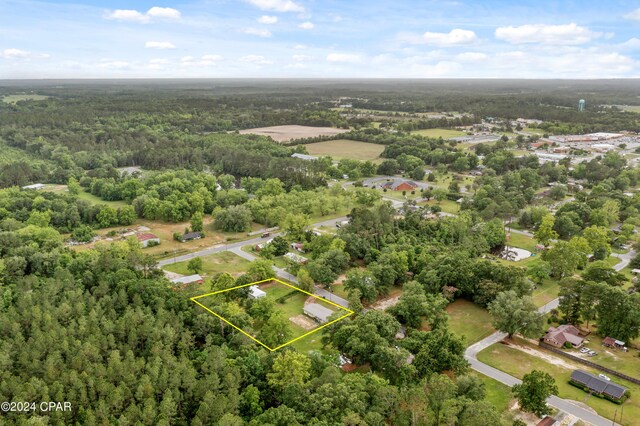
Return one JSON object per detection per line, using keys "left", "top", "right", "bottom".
{"left": 1, "top": 0, "right": 640, "bottom": 78}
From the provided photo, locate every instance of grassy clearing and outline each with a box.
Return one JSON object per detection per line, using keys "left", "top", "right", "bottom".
{"left": 469, "top": 372, "right": 513, "bottom": 413}
{"left": 531, "top": 279, "right": 560, "bottom": 307}
{"left": 76, "top": 189, "right": 129, "bottom": 208}
{"left": 420, "top": 199, "right": 461, "bottom": 214}
{"left": 411, "top": 128, "right": 467, "bottom": 139}
{"left": 163, "top": 251, "right": 251, "bottom": 277}
{"left": 477, "top": 341, "right": 640, "bottom": 424}
{"left": 2, "top": 94, "right": 49, "bottom": 103}
{"left": 564, "top": 334, "right": 640, "bottom": 379}
{"left": 305, "top": 139, "right": 385, "bottom": 161}
{"left": 506, "top": 232, "right": 537, "bottom": 252}
{"left": 446, "top": 299, "right": 495, "bottom": 345}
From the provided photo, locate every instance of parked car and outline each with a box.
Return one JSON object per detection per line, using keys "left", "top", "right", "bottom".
{"left": 580, "top": 347, "right": 590, "bottom": 353}
{"left": 261, "top": 232, "right": 270, "bottom": 238}
{"left": 599, "top": 374, "right": 611, "bottom": 381}
{"left": 588, "top": 351, "right": 598, "bottom": 356}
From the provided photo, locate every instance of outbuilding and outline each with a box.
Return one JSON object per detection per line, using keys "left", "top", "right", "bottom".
{"left": 303, "top": 303, "right": 334, "bottom": 323}
{"left": 137, "top": 233, "right": 160, "bottom": 248}
{"left": 248, "top": 285, "right": 266, "bottom": 299}
{"left": 170, "top": 274, "right": 204, "bottom": 286}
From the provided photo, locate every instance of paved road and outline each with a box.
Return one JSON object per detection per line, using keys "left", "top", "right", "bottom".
{"left": 464, "top": 247, "right": 636, "bottom": 426}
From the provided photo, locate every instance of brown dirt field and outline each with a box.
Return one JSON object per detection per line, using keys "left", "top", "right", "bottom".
{"left": 239, "top": 125, "right": 348, "bottom": 142}
{"left": 289, "top": 314, "right": 317, "bottom": 330}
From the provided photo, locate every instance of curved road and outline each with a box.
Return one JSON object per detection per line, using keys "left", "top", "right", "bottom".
{"left": 466, "top": 250, "right": 634, "bottom": 426}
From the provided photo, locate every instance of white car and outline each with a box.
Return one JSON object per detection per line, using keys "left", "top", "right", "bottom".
{"left": 599, "top": 374, "right": 611, "bottom": 381}
{"left": 579, "top": 347, "right": 590, "bottom": 353}
{"left": 588, "top": 351, "right": 598, "bottom": 356}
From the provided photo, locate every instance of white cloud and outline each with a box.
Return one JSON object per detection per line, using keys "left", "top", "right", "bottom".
{"left": 331, "top": 15, "right": 342, "bottom": 22}
{"left": 293, "top": 44, "right": 306, "bottom": 49}
{"left": 298, "top": 21, "right": 314, "bottom": 30}
{"left": 258, "top": 15, "right": 278, "bottom": 24}
{"left": 292, "top": 54, "right": 312, "bottom": 61}
{"left": 239, "top": 55, "right": 273, "bottom": 65}
{"left": 181, "top": 55, "right": 224, "bottom": 66}
{"left": 422, "top": 29, "right": 477, "bottom": 46}
{"left": 247, "top": 0, "right": 304, "bottom": 13}
{"left": 145, "top": 41, "right": 176, "bottom": 49}
{"left": 327, "top": 53, "right": 361, "bottom": 63}
{"left": 243, "top": 28, "right": 272, "bottom": 37}
{"left": 97, "top": 60, "right": 130, "bottom": 69}
{"left": 0, "top": 48, "right": 49, "bottom": 59}
{"left": 411, "top": 61, "right": 461, "bottom": 77}
{"left": 456, "top": 52, "right": 487, "bottom": 61}
{"left": 104, "top": 6, "right": 181, "bottom": 23}
{"left": 149, "top": 58, "right": 170, "bottom": 64}
{"left": 495, "top": 23, "right": 600, "bottom": 45}
{"left": 104, "top": 9, "right": 149, "bottom": 22}
{"left": 624, "top": 8, "right": 640, "bottom": 21}
{"left": 620, "top": 38, "right": 640, "bottom": 50}
{"left": 286, "top": 63, "right": 307, "bottom": 69}
{"left": 146, "top": 7, "right": 181, "bottom": 19}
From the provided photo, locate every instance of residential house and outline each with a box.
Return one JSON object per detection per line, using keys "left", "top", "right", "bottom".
{"left": 382, "top": 179, "right": 418, "bottom": 192}
{"left": 183, "top": 231, "right": 203, "bottom": 242}
{"left": 291, "top": 153, "right": 318, "bottom": 161}
{"left": 303, "top": 303, "right": 334, "bottom": 323}
{"left": 569, "top": 370, "right": 627, "bottom": 402}
{"left": 543, "top": 324, "right": 584, "bottom": 348}
{"left": 137, "top": 233, "right": 160, "bottom": 248}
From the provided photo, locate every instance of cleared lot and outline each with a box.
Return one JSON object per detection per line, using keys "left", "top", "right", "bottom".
{"left": 305, "top": 139, "right": 385, "bottom": 161}
{"left": 239, "top": 125, "right": 348, "bottom": 142}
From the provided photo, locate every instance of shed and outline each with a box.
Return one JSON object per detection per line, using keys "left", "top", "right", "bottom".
{"left": 602, "top": 337, "right": 625, "bottom": 349}
{"left": 248, "top": 285, "right": 266, "bottom": 299}
{"left": 303, "top": 303, "right": 334, "bottom": 323}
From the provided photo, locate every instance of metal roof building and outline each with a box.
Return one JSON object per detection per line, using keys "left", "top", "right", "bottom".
{"left": 303, "top": 303, "right": 334, "bottom": 323}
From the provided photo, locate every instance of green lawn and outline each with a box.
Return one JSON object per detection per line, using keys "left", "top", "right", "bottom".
{"left": 411, "top": 128, "right": 467, "bottom": 139}
{"left": 421, "top": 199, "right": 461, "bottom": 214}
{"left": 76, "top": 189, "right": 129, "bottom": 208}
{"left": 469, "top": 372, "right": 513, "bottom": 413}
{"left": 163, "top": 251, "right": 251, "bottom": 277}
{"left": 531, "top": 279, "right": 560, "bottom": 307}
{"left": 506, "top": 232, "right": 537, "bottom": 251}
{"left": 477, "top": 341, "right": 640, "bottom": 425}
{"left": 446, "top": 299, "right": 495, "bottom": 345}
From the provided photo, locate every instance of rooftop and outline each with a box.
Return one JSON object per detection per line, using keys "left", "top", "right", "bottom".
{"left": 570, "top": 370, "right": 627, "bottom": 399}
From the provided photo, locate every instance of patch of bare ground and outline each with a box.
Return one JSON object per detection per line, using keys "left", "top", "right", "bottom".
{"left": 503, "top": 340, "right": 578, "bottom": 370}
{"left": 289, "top": 314, "right": 317, "bottom": 330}
{"left": 239, "top": 125, "right": 348, "bottom": 142}
{"left": 370, "top": 295, "right": 401, "bottom": 310}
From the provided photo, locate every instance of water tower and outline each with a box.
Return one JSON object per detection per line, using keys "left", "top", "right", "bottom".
{"left": 578, "top": 99, "right": 586, "bottom": 112}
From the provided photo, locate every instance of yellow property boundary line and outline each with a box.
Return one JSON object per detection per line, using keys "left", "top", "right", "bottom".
{"left": 190, "top": 278, "right": 354, "bottom": 351}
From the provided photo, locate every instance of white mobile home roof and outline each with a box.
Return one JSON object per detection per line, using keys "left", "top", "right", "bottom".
{"left": 170, "top": 274, "right": 203, "bottom": 285}
{"left": 303, "top": 303, "right": 335, "bottom": 323}
{"left": 249, "top": 285, "right": 266, "bottom": 298}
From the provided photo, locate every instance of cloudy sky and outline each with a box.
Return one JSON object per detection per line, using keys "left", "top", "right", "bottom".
{"left": 1, "top": 0, "right": 640, "bottom": 78}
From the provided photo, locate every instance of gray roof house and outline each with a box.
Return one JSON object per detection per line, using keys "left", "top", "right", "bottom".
{"left": 569, "top": 370, "right": 627, "bottom": 401}
{"left": 303, "top": 303, "right": 334, "bottom": 323}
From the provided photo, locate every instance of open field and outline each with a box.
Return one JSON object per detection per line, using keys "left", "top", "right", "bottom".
{"left": 478, "top": 340, "right": 640, "bottom": 424}
{"left": 239, "top": 125, "right": 348, "bottom": 142}
{"left": 76, "top": 189, "right": 129, "bottom": 208}
{"left": 163, "top": 251, "right": 251, "bottom": 277}
{"left": 2, "top": 94, "right": 49, "bottom": 103}
{"left": 420, "top": 199, "right": 461, "bottom": 214}
{"left": 446, "top": 299, "right": 495, "bottom": 344}
{"left": 411, "top": 128, "right": 467, "bottom": 139}
{"left": 470, "top": 372, "right": 513, "bottom": 413}
{"left": 305, "top": 139, "right": 385, "bottom": 161}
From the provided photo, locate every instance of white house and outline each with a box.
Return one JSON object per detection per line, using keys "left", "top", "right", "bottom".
{"left": 137, "top": 233, "right": 160, "bottom": 248}
{"left": 248, "top": 285, "right": 266, "bottom": 299}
